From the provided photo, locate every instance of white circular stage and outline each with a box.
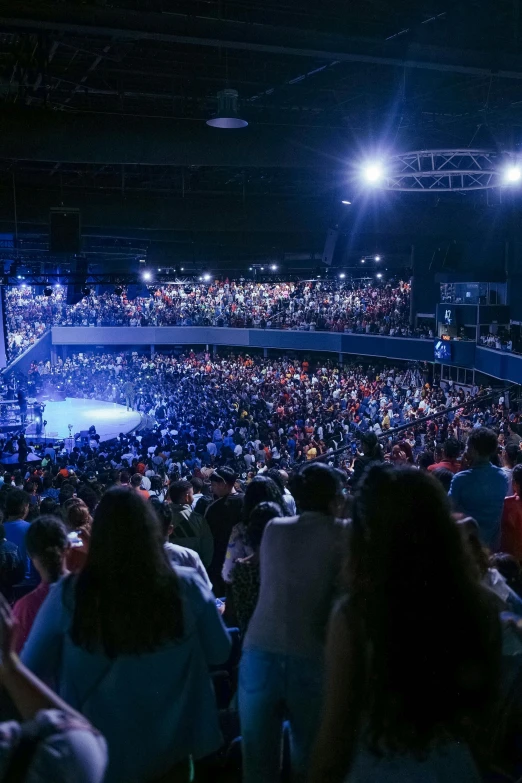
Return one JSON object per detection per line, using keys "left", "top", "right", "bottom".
{"left": 26, "top": 398, "right": 141, "bottom": 441}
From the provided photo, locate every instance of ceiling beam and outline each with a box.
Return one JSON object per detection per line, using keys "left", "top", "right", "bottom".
{"left": 2, "top": 5, "right": 522, "bottom": 79}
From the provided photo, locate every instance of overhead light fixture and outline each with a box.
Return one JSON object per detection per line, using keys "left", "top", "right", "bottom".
{"left": 504, "top": 165, "right": 522, "bottom": 183}
{"left": 376, "top": 273, "right": 383, "bottom": 279}
{"left": 249, "top": 267, "right": 253, "bottom": 271}
{"left": 270, "top": 264, "right": 278, "bottom": 271}
{"left": 142, "top": 271, "right": 152, "bottom": 282}
{"left": 374, "top": 255, "right": 381, "bottom": 261}
{"left": 362, "top": 161, "right": 384, "bottom": 184}
{"left": 341, "top": 200, "right": 351, "bottom": 205}
{"left": 206, "top": 89, "right": 248, "bottom": 129}
{"left": 180, "top": 267, "right": 184, "bottom": 271}
{"left": 361, "top": 259, "right": 365, "bottom": 263}
{"left": 339, "top": 273, "right": 346, "bottom": 279}
{"left": 203, "top": 273, "right": 211, "bottom": 281}
{"left": 54, "top": 283, "right": 61, "bottom": 288}
{"left": 260, "top": 266, "right": 264, "bottom": 271}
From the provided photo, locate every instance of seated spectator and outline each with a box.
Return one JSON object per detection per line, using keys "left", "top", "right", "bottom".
{"left": 227, "top": 501, "right": 282, "bottom": 635}
{"left": 0, "top": 520, "right": 24, "bottom": 603}
{"left": 0, "top": 594, "right": 107, "bottom": 782}
{"left": 13, "top": 515, "right": 69, "bottom": 653}
{"left": 427, "top": 437, "right": 461, "bottom": 474}
{"left": 22, "top": 487, "right": 231, "bottom": 783}
{"left": 310, "top": 465, "right": 501, "bottom": 782}
{"left": 501, "top": 463, "right": 522, "bottom": 561}
{"left": 169, "top": 479, "right": 214, "bottom": 569}
{"left": 239, "top": 463, "right": 347, "bottom": 782}
{"left": 449, "top": 427, "right": 507, "bottom": 549}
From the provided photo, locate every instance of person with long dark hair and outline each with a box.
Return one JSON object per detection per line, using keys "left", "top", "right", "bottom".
{"left": 21, "top": 487, "right": 230, "bottom": 783}
{"left": 310, "top": 465, "right": 501, "bottom": 782}
{"left": 222, "top": 475, "right": 285, "bottom": 584}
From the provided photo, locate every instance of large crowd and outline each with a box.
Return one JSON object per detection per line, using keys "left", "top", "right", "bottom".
{"left": 0, "top": 349, "right": 518, "bottom": 780}
{"left": 0, "top": 403, "right": 519, "bottom": 780}
{"left": 4, "top": 279, "right": 426, "bottom": 363}
{"left": 26, "top": 350, "right": 494, "bottom": 473}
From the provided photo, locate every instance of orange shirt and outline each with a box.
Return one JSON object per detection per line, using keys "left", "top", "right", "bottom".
{"left": 501, "top": 495, "right": 522, "bottom": 561}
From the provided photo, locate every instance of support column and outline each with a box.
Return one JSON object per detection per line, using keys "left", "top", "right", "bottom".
{"left": 151, "top": 344, "right": 155, "bottom": 357}
{"left": 338, "top": 352, "right": 343, "bottom": 365}
{"left": 263, "top": 348, "right": 268, "bottom": 358}
{"left": 212, "top": 345, "right": 217, "bottom": 356}
{"left": 51, "top": 345, "right": 57, "bottom": 365}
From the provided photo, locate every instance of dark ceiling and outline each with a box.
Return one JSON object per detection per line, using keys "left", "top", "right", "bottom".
{"left": 0, "top": 0, "right": 521, "bottom": 273}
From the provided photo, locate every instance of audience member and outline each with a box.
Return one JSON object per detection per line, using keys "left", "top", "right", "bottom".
{"left": 13, "top": 515, "right": 69, "bottom": 653}
{"left": 239, "top": 463, "right": 346, "bottom": 782}
{"left": 310, "top": 465, "right": 501, "bottom": 782}
{"left": 449, "top": 428, "right": 508, "bottom": 549}
{"left": 501, "top": 463, "right": 522, "bottom": 561}
{"left": 21, "top": 488, "right": 231, "bottom": 783}
{"left": 168, "top": 479, "right": 214, "bottom": 568}
{"left": 205, "top": 467, "right": 244, "bottom": 595}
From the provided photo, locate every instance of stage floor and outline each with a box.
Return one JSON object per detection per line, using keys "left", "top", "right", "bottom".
{"left": 26, "top": 398, "right": 141, "bottom": 441}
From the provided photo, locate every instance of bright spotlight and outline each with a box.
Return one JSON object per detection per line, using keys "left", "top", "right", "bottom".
{"left": 361, "top": 259, "right": 365, "bottom": 264}
{"left": 339, "top": 273, "right": 346, "bottom": 279}
{"left": 260, "top": 266, "right": 264, "bottom": 271}
{"left": 203, "top": 273, "right": 211, "bottom": 281}
{"left": 249, "top": 267, "right": 253, "bottom": 271}
{"left": 142, "top": 271, "right": 152, "bottom": 281}
{"left": 374, "top": 255, "right": 381, "bottom": 261}
{"left": 55, "top": 283, "right": 61, "bottom": 288}
{"left": 376, "top": 273, "right": 383, "bottom": 279}
{"left": 505, "top": 165, "right": 522, "bottom": 183}
{"left": 270, "top": 264, "right": 277, "bottom": 271}
{"left": 341, "top": 200, "right": 351, "bottom": 205}
{"left": 363, "top": 162, "right": 384, "bottom": 184}
{"left": 180, "top": 267, "right": 184, "bottom": 271}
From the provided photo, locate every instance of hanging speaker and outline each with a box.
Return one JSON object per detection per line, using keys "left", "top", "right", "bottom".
{"left": 49, "top": 208, "right": 81, "bottom": 254}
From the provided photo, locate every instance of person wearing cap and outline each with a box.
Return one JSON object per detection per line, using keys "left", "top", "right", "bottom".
{"left": 205, "top": 467, "right": 244, "bottom": 596}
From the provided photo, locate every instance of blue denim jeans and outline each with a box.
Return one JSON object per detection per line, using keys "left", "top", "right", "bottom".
{"left": 238, "top": 648, "right": 324, "bottom": 783}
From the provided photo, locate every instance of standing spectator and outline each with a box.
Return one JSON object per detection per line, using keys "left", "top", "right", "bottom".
{"left": 239, "top": 463, "right": 347, "bottom": 782}
{"left": 0, "top": 520, "right": 24, "bottom": 602}
{"left": 501, "top": 442, "right": 520, "bottom": 497}
{"left": 427, "top": 437, "right": 461, "bottom": 474}
{"left": 449, "top": 427, "right": 507, "bottom": 549}
{"left": 205, "top": 467, "right": 244, "bottom": 596}
{"left": 13, "top": 516, "right": 69, "bottom": 654}
{"left": 349, "top": 432, "right": 384, "bottom": 489}
{"left": 501, "top": 463, "right": 522, "bottom": 561}
{"left": 310, "top": 465, "right": 501, "bottom": 782}
{"left": 3, "top": 489, "right": 34, "bottom": 582}
{"left": 130, "top": 473, "right": 149, "bottom": 499}
{"left": 22, "top": 488, "right": 231, "bottom": 783}
{"left": 169, "top": 479, "right": 214, "bottom": 568}
{"left": 227, "top": 501, "right": 281, "bottom": 635}
{"left": 151, "top": 498, "right": 212, "bottom": 589}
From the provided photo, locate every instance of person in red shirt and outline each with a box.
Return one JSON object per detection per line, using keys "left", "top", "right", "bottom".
{"left": 13, "top": 515, "right": 69, "bottom": 653}
{"left": 501, "top": 464, "right": 522, "bottom": 561}
{"left": 427, "top": 437, "right": 461, "bottom": 475}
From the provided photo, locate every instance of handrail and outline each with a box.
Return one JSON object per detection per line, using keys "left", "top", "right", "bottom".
{"left": 311, "top": 385, "right": 512, "bottom": 463}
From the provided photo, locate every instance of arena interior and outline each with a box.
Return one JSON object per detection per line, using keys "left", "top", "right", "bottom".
{"left": 0, "top": 3, "right": 521, "bottom": 782}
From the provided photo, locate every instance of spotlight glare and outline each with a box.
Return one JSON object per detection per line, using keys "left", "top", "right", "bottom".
{"left": 361, "top": 259, "right": 365, "bottom": 264}
{"left": 374, "top": 255, "right": 381, "bottom": 261}
{"left": 341, "top": 200, "right": 351, "bottom": 205}
{"left": 55, "top": 283, "right": 61, "bottom": 288}
{"left": 249, "top": 267, "right": 253, "bottom": 271}
{"left": 505, "top": 165, "right": 522, "bottom": 183}
{"left": 180, "top": 267, "right": 184, "bottom": 271}
{"left": 203, "top": 273, "right": 211, "bottom": 281}
{"left": 339, "top": 273, "right": 346, "bottom": 279}
{"left": 142, "top": 271, "right": 152, "bottom": 281}
{"left": 260, "top": 266, "right": 264, "bottom": 271}
{"left": 270, "top": 264, "right": 277, "bottom": 271}
{"left": 376, "top": 273, "right": 383, "bottom": 279}
{"left": 363, "top": 162, "right": 384, "bottom": 184}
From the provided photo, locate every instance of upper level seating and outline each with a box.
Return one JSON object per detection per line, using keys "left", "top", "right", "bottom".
{"left": 4, "top": 280, "right": 420, "bottom": 363}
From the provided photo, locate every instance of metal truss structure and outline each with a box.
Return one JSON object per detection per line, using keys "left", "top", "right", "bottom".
{"left": 381, "top": 150, "right": 512, "bottom": 192}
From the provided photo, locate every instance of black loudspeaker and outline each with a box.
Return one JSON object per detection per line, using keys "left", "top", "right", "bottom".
{"left": 66, "top": 257, "right": 88, "bottom": 305}
{"left": 49, "top": 208, "right": 81, "bottom": 254}
{"left": 321, "top": 229, "right": 339, "bottom": 266}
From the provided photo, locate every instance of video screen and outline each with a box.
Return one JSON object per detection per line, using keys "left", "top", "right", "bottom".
{"left": 434, "top": 339, "right": 452, "bottom": 361}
